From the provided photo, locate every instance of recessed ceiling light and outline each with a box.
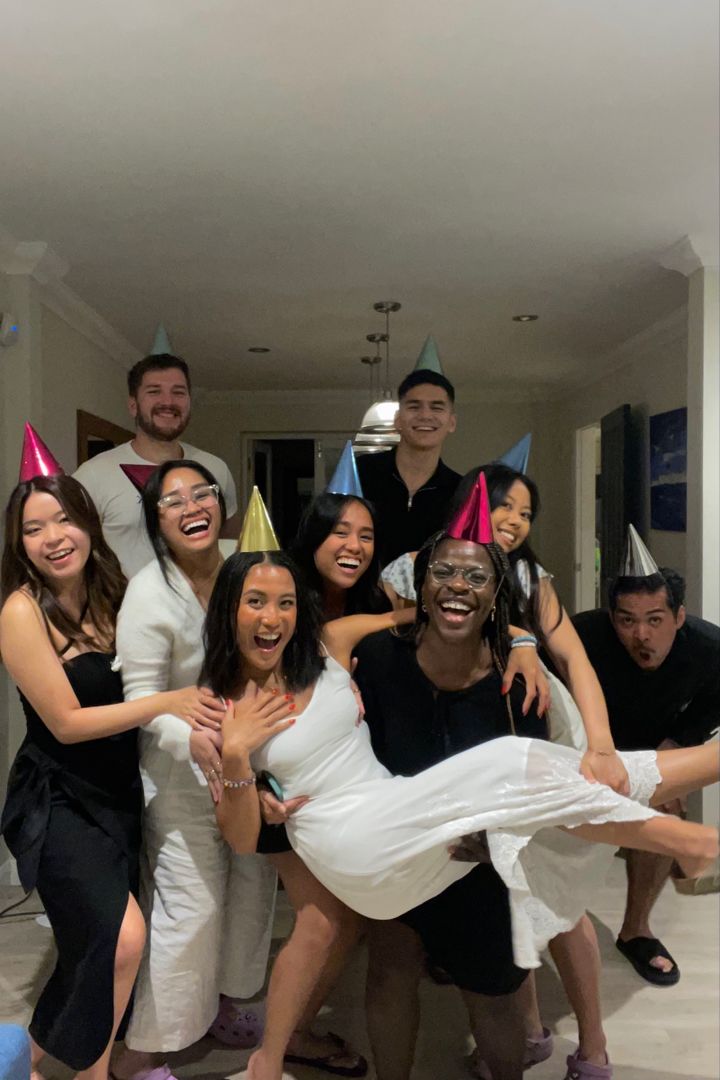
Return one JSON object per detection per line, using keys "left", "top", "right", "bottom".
{"left": 512, "top": 314, "right": 539, "bottom": 322}
{"left": 248, "top": 346, "right": 271, "bottom": 353}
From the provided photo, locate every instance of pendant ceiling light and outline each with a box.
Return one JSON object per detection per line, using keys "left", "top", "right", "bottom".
{"left": 354, "top": 300, "right": 402, "bottom": 455}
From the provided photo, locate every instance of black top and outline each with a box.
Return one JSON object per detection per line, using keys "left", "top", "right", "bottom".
{"left": 1, "top": 652, "right": 142, "bottom": 890}
{"left": 572, "top": 610, "right": 720, "bottom": 751}
{"left": 357, "top": 449, "right": 461, "bottom": 566}
{"left": 354, "top": 629, "right": 546, "bottom": 777}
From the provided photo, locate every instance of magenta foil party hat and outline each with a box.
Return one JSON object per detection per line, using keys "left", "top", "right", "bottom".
{"left": 446, "top": 471, "right": 493, "bottom": 545}
{"left": 19, "top": 423, "right": 65, "bottom": 482}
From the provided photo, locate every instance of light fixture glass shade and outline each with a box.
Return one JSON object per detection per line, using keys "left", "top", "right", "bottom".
{"left": 353, "top": 396, "right": 400, "bottom": 455}
{"left": 357, "top": 397, "right": 399, "bottom": 433}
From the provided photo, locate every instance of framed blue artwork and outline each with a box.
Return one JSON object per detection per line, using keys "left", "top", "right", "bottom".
{"left": 650, "top": 407, "right": 687, "bottom": 532}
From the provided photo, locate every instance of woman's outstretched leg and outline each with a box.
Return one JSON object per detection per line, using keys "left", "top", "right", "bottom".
{"left": 651, "top": 741, "right": 719, "bottom": 806}
{"left": 569, "top": 814, "right": 718, "bottom": 879}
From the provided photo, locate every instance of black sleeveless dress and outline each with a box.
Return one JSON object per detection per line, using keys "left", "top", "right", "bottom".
{"left": 1, "top": 652, "right": 142, "bottom": 1070}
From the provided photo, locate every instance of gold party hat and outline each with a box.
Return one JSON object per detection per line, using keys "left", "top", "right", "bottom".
{"left": 237, "top": 486, "right": 281, "bottom": 552}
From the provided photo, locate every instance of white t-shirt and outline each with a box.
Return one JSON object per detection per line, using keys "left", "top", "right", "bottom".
{"left": 73, "top": 440, "right": 237, "bottom": 578}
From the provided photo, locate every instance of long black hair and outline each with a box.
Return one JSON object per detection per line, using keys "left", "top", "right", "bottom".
{"left": 142, "top": 459, "right": 227, "bottom": 585}
{"left": 200, "top": 550, "right": 324, "bottom": 698}
{"left": 290, "top": 493, "right": 389, "bottom": 616}
{"left": 445, "top": 462, "right": 559, "bottom": 646}
{"left": 409, "top": 531, "right": 516, "bottom": 672}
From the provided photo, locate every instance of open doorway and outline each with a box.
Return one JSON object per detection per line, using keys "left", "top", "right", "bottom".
{"left": 242, "top": 434, "right": 353, "bottom": 546}
{"left": 574, "top": 423, "right": 601, "bottom": 612}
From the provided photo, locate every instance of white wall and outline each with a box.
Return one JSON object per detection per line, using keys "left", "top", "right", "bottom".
{"left": 0, "top": 268, "right": 140, "bottom": 880}
{"left": 532, "top": 308, "right": 688, "bottom": 607}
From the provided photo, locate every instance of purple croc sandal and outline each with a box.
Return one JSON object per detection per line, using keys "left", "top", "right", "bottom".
{"left": 564, "top": 1050, "right": 613, "bottom": 1079}
{"left": 207, "top": 998, "right": 264, "bottom": 1048}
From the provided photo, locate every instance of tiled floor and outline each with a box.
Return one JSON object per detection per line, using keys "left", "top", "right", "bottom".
{"left": 1, "top": 860, "right": 718, "bottom": 1079}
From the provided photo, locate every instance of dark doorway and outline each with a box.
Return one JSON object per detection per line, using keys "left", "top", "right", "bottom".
{"left": 253, "top": 438, "right": 315, "bottom": 545}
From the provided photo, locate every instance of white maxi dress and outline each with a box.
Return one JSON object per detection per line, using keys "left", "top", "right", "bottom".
{"left": 252, "top": 655, "right": 662, "bottom": 970}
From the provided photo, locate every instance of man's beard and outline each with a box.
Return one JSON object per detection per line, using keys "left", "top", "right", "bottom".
{"left": 136, "top": 407, "right": 189, "bottom": 442}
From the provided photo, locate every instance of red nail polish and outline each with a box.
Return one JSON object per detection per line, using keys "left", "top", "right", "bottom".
{"left": 284, "top": 694, "right": 293, "bottom": 700}
{"left": 289, "top": 717, "right": 296, "bottom": 724}
{"left": 289, "top": 703, "right": 296, "bottom": 711}
{"left": 501, "top": 686, "right": 508, "bottom": 696}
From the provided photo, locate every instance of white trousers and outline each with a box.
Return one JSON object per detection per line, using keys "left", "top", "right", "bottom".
{"left": 126, "top": 731, "right": 277, "bottom": 1052}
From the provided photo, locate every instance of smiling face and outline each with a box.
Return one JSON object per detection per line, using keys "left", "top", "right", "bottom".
{"left": 394, "top": 383, "right": 456, "bottom": 451}
{"left": 491, "top": 479, "right": 533, "bottom": 554}
{"left": 129, "top": 366, "right": 191, "bottom": 442}
{"left": 157, "top": 466, "right": 222, "bottom": 558}
{"left": 611, "top": 588, "right": 685, "bottom": 670}
{"left": 421, "top": 538, "right": 497, "bottom": 643}
{"left": 21, "top": 490, "right": 91, "bottom": 586}
{"left": 235, "top": 562, "right": 298, "bottom": 676}
{"left": 313, "top": 499, "right": 374, "bottom": 592}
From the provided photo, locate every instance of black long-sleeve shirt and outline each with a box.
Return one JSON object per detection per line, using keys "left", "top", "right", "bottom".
{"left": 357, "top": 450, "right": 460, "bottom": 567}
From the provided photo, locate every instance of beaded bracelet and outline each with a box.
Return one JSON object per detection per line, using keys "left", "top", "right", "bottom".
{"left": 510, "top": 634, "right": 538, "bottom": 649}
{"left": 222, "top": 774, "right": 257, "bottom": 790}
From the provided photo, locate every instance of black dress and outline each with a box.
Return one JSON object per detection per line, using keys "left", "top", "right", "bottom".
{"left": 354, "top": 629, "right": 548, "bottom": 995}
{"left": 1, "top": 652, "right": 142, "bottom": 1070}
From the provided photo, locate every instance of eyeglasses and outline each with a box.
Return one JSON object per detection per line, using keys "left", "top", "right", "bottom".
{"left": 157, "top": 483, "right": 220, "bottom": 515}
{"left": 428, "top": 561, "right": 495, "bottom": 590}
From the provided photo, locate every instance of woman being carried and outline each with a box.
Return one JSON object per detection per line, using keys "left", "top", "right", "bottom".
{"left": 207, "top": 476, "right": 718, "bottom": 1080}
{"left": 0, "top": 429, "right": 218, "bottom": 1080}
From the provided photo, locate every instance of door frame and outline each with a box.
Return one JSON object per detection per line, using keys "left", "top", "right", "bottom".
{"left": 240, "top": 431, "right": 353, "bottom": 510}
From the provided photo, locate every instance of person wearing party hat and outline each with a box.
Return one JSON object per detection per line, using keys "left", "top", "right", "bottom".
{"left": 290, "top": 442, "right": 389, "bottom": 621}
{"left": 357, "top": 336, "right": 461, "bottom": 567}
{"left": 1, "top": 427, "right": 222, "bottom": 1080}
{"left": 209, "top": 474, "right": 719, "bottom": 1080}
{"left": 74, "top": 326, "right": 238, "bottom": 578}
{"left": 110, "top": 466, "right": 276, "bottom": 1080}
{"left": 573, "top": 526, "right": 720, "bottom": 987}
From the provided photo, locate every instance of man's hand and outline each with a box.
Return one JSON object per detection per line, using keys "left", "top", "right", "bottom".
{"left": 448, "top": 831, "right": 491, "bottom": 863}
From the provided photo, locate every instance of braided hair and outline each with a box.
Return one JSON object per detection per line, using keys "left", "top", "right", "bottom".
{"left": 408, "top": 531, "right": 517, "bottom": 674}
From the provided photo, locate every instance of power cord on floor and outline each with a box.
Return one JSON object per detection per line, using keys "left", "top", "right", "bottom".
{"left": 0, "top": 889, "right": 44, "bottom": 919}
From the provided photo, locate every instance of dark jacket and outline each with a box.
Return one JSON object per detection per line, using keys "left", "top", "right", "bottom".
{"left": 357, "top": 449, "right": 461, "bottom": 566}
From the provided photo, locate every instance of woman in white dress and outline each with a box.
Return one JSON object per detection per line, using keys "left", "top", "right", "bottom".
{"left": 111, "top": 461, "right": 277, "bottom": 1080}
{"left": 206, "top": 535, "right": 718, "bottom": 1080}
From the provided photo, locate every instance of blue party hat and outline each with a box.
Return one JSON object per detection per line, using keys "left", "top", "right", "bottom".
{"left": 150, "top": 322, "right": 173, "bottom": 356}
{"left": 413, "top": 334, "right": 444, "bottom": 375}
{"left": 499, "top": 433, "right": 531, "bottom": 474}
{"left": 325, "top": 441, "right": 364, "bottom": 497}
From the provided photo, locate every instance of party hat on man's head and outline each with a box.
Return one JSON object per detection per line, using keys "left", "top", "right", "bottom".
{"left": 19, "top": 423, "right": 65, "bottom": 482}
{"left": 621, "top": 524, "right": 659, "bottom": 578}
{"left": 499, "top": 433, "right": 531, "bottom": 475}
{"left": 237, "top": 487, "right": 280, "bottom": 552}
{"left": 446, "top": 472, "right": 493, "bottom": 545}
{"left": 325, "top": 441, "right": 363, "bottom": 498}
{"left": 413, "top": 334, "right": 444, "bottom": 375}
{"left": 150, "top": 322, "right": 173, "bottom": 356}
{"left": 120, "top": 463, "right": 158, "bottom": 495}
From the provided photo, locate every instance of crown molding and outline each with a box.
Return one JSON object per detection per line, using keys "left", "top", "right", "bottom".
{"left": 552, "top": 305, "right": 687, "bottom": 402}
{"left": 39, "top": 276, "right": 141, "bottom": 368}
{"left": 659, "top": 234, "right": 720, "bottom": 276}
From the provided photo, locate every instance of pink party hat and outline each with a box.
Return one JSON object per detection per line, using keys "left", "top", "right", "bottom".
{"left": 19, "top": 423, "right": 65, "bottom": 482}
{"left": 120, "top": 463, "right": 158, "bottom": 494}
{"left": 446, "top": 471, "right": 493, "bottom": 545}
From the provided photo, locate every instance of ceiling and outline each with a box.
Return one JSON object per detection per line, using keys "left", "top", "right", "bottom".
{"left": 1, "top": 1, "right": 718, "bottom": 392}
